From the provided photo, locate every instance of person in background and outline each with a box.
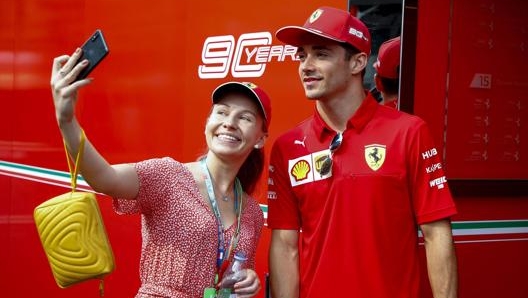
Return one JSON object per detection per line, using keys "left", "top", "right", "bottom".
{"left": 373, "top": 36, "right": 401, "bottom": 109}
{"left": 267, "top": 6, "right": 458, "bottom": 298}
{"left": 50, "top": 48, "right": 272, "bottom": 298}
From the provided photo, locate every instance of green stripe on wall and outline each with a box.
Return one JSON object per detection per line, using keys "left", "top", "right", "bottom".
{"left": 452, "top": 220, "right": 528, "bottom": 229}
{"left": 2, "top": 160, "right": 528, "bottom": 233}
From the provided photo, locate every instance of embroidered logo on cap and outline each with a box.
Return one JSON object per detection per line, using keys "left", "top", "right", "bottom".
{"left": 244, "top": 82, "right": 258, "bottom": 89}
{"left": 309, "top": 9, "right": 323, "bottom": 23}
{"left": 349, "top": 27, "right": 368, "bottom": 41}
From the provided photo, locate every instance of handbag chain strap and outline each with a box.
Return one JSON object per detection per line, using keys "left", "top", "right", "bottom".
{"left": 63, "top": 129, "right": 86, "bottom": 192}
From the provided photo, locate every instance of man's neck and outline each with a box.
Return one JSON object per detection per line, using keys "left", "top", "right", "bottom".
{"left": 381, "top": 91, "right": 398, "bottom": 104}
{"left": 315, "top": 88, "right": 366, "bottom": 132}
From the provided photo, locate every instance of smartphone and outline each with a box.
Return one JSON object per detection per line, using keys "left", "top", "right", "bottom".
{"left": 74, "top": 29, "right": 109, "bottom": 81}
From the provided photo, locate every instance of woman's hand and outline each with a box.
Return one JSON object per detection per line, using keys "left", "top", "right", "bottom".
{"left": 233, "top": 269, "right": 261, "bottom": 298}
{"left": 50, "top": 48, "right": 91, "bottom": 126}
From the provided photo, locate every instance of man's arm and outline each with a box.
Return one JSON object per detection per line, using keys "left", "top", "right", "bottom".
{"left": 420, "top": 218, "right": 458, "bottom": 298}
{"left": 269, "top": 229, "right": 299, "bottom": 298}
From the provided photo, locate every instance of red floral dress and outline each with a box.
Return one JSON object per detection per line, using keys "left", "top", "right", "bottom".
{"left": 113, "top": 157, "right": 264, "bottom": 297}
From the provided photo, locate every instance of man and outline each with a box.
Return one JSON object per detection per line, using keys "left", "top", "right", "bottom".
{"left": 373, "top": 36, "right": 401, "bottom": 108}
{"left": 267, "top": 6, "right": 458, "bottom": 298}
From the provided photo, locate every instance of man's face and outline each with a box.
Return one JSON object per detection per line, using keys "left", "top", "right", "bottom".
{"left": 296, "top": 42, "right": 353, "bottom": 100}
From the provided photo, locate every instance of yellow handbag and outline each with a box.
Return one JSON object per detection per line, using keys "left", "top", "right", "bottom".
{"left": 34, "top": 130, "right": 115, "bottom": 295}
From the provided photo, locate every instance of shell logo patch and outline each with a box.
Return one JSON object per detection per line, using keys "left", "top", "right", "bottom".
{"left": 291, "top": 160, "right": 311, "bottom": 182}
{"left": 365, "top": 144, "right": 386, "bottom": 171}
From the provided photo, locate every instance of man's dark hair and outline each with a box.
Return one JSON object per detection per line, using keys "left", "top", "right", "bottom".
{"left": 379, "top": 75, "right": 399, "bottom": 95}
{"left": 340, "top": 42, "right": 361, "bottom": 60}
{"left": 340, "top": 42, "right": 366, "bottom": 77}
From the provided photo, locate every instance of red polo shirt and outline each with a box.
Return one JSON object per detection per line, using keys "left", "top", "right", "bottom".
{"left": 267, "top": 93, "right": 457, "bottom": 298}
{"left": 384, "top": 98, "right": 398, "bottom": 109}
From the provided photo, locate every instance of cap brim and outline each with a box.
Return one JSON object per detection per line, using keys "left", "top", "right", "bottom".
{"left": 212, "top": 82, "right": 268, "bottom": 122}
{"left": 276, "top": 26, "right": 345, "bottom": 47}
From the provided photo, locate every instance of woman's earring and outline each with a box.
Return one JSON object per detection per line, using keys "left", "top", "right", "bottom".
{"left": 254, "top": 137, "right": 266, "bottom": 149}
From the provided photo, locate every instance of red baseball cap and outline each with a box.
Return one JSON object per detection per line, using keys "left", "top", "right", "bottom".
{"left": 275, "top": 6, "right": 371, "bottom": 55}
{"left": 373, "top": 36, "right": 401, "bottom": 79}
{"left": 212, "top": 81, "right": 272, "bottom": 130}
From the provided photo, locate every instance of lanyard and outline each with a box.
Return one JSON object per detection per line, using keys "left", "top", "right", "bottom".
{"left": 200, "top": 158, "right": 243, "bottom": 285}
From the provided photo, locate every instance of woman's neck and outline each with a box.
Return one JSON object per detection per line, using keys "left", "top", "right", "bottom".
{"left": 204, "top": 154, "right": 240, "bottom": 195}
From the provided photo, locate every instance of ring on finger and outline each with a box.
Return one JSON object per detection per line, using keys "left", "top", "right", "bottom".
{"left": 59, "top": 71, "right": 67, "bottom": 77}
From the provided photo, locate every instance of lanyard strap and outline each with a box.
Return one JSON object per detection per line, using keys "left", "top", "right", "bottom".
{"left": 200, "top": 158, "right": 243, "bottom": 284}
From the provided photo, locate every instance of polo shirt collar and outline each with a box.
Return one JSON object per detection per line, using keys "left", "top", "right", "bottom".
{"left": 312, "top": 91, "right": 379, "bottom": 140}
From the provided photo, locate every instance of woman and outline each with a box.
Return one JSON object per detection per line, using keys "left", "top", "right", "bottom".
{"left": 51, "top": 47, "right": 272, "bottom": 298}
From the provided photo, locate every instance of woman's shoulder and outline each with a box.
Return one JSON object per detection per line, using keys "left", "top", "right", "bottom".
{"left": 242, "top": 193, "right": 264, "bottom": 220}
{"left": 135, "top": 157, "right": 188, "bottom": 172}
{"left": 135, "top": 157, "right": 196, "bottom": 183}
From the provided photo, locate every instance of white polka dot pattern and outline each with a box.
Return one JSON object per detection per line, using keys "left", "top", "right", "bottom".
{"left": 113, "top": 157, "right": 264, "bottom": 297}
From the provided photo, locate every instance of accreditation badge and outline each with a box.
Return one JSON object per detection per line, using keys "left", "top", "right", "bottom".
{"left": 203, "top": 287, "right": 216, "bottom": 298}
{"left": 217, "top": 288, "right": 232, "bottom": 297}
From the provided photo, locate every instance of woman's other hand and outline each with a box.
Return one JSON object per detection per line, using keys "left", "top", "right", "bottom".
{"left": 233, "top": 269, "right": 261, "bottom": 298}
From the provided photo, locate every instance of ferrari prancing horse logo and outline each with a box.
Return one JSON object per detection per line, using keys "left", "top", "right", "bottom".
{"left": 309, "top": 9, "right": 323, "bottom": 23}
{"left": 364, "top": 144, "right": 386, "bottom": 171}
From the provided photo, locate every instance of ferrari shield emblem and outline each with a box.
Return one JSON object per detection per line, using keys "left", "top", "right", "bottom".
{"left": 309, "top": 9, "right": 323, "bottom": 23}
{"left": 364, "top": 144, "right": 386, "bottom": 171}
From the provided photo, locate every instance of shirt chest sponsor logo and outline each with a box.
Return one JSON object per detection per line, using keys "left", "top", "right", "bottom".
{"left": 287, "top": 144, "right": 389, "bottom": 187}
{"left": 364, "top": 144, "right": 386, "bottom": 171}
{"left": 288, "top": 150, "right": 332, "bottom": 187}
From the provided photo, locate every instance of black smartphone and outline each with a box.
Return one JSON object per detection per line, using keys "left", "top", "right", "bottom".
{"left": 74, "top": 29, "right": 109, "bottom": 81}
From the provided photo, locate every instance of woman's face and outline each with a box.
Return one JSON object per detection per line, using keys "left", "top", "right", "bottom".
{"left": 205, "top": 93, "right": 267, "bottom": 160}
